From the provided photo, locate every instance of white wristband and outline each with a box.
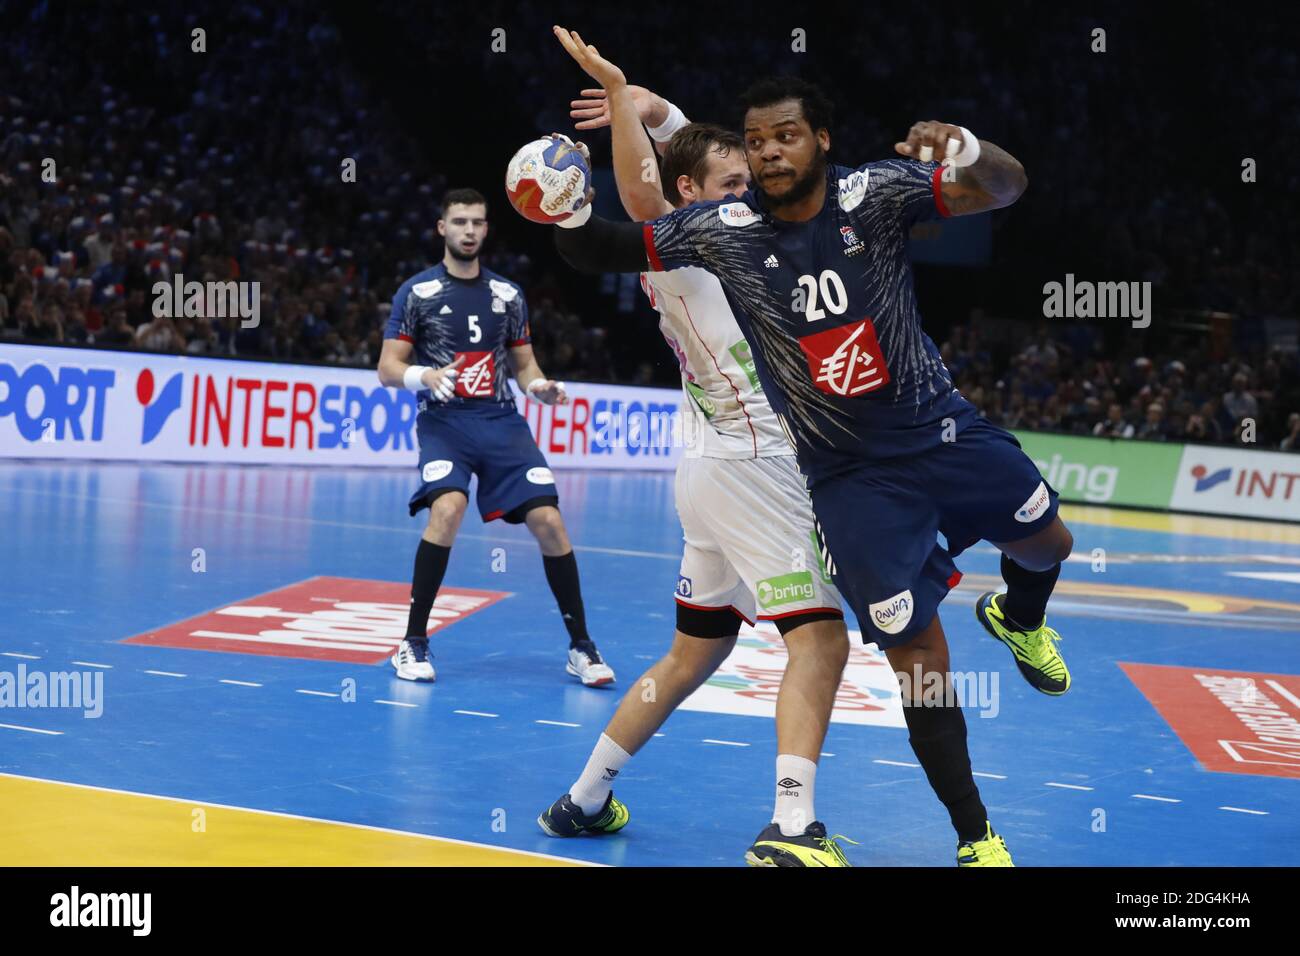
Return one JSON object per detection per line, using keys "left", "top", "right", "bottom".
{"left": 555, "top": 203, "right": 593, "bottom": 229}
{"left": 403, "top": 365, "right": 430, "bottom": 392}
{"left": 646, "top": 101, "right": 689, "bottom": 143}
{"left": 943, "top": 126, "right": 981, "bottom": 167}
{"left": 525, "top": 377, "right": 547, "bottom": 396}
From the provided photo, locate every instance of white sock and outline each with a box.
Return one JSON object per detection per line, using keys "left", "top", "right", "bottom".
{"left": 773, "top": 754, "right": 818, "bottom": 836}
{"left": 569, "top": 733, "right": 632, "bottom": 816}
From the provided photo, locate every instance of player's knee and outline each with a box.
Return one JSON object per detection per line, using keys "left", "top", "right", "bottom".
{"left": 782, "top": 617, "right": 849, "bottom": 671}
{"left": 426, "top": 491, "right": 467, "bottom": 528}
{"left": 667, "top": 630, "right": 735, "bottom": 678}
{"left": 1053, "top": 525, "right": 1075, "bottom": 564}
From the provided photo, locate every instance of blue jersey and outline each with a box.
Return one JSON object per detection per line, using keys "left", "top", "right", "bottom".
{"left": 386, "top": 263, "right": 531, "bottom": 407}
{"left": 645, "top": 159, "right": 978, "bottom": 481}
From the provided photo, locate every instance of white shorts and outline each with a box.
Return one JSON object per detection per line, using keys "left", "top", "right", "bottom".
{"left": 674, "top": 455, "right": 843, "bottom": 625}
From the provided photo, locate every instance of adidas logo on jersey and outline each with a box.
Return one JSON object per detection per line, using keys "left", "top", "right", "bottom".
{"left": 439, "top": 305, "right": 452, "bottom": 314}
{"left": 764, "top": 254, "right": 779, "bottom": 268}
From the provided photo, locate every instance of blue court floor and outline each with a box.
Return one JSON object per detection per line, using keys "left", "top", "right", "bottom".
{"left": 1, "top": 460, "right": 1297, "bottom": 866}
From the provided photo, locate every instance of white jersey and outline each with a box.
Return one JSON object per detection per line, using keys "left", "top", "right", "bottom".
{"left": 641, "top": 267, "right": 791, "bottom": 460}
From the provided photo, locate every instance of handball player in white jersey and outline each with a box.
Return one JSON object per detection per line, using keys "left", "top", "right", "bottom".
{"left": 536, "top": 65, "right": 854, "bottom": 867}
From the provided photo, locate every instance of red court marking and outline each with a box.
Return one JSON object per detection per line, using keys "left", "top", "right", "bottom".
{"left": 1120, "top": 662, "right": 1300, "bottom": 779}
{"left": 123, "top": 576, "right": 508, "bottom": 663}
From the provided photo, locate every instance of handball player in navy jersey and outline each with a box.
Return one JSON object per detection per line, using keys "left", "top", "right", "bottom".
{"left": 378, "top": 187, "right": 614, "bottom": 687}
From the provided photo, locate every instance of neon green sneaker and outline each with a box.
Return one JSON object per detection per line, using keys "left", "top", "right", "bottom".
{"left": 745, "top": 822, "right": 855, "bottom": 867}
{"left": 975, "top": 591, "right": 1071, "bottom": 695}
{"left": 537, "top": 792, "right": 629, "bottom": 837}
{"left": 957, "top": 821, "right": 1014, "bottom": 866}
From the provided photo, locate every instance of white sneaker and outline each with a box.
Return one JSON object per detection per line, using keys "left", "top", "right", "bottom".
{"left": 566, "top": 641, "right": 615, "bottom": 687}
{"left": 391, "top": 637, "right": 435, "bottom": 682}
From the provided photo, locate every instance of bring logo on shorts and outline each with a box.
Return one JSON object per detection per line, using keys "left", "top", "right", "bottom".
{"left": 756, "top": 571, "right": 815, "bottom": 610}
{"left": 455, "top": 351, "right": 496, "bottom": 398}
{"left": 798, "top": 319, "right": 890, "bottom": 397}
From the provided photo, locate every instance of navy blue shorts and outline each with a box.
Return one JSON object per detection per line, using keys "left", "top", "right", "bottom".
{"left": 409, "top": 403, "right": 558, "bottom": 522}
{"left": 810, "top": 417, "right": 1059, "bottom": 649}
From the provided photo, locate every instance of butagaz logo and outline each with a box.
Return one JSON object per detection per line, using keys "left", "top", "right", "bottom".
{"left": 776, "top": 777, "right": 802, "bottom": 789}
{"left": 676, "top": 575, "right": 693, "bottom": 598}
{"left": 525, "top": 466, "right": 555, "bottom": 484}
{"left": 756, "top": 571, "right": 815, "bottom": 609}
{"left": 454, "top": 351, "right": 495, "bottom": 398}
{"left": 413, "top": 279, "right": 443, "bottom": 299}
{"left": 1191, "top": 464, "right": 1232, "bottom": 492}
{"left": 1015, "top": 481, "right": 1051, "bottom": 523}
{"left": 869, "top": 590, "right": 913, "bottom": 635}
{"left": 422, "top": 459, "right": 453, "bottom": 483}
{"left": 50, "top": 886, "right": 151, "bottom": 936}
{"left": 1041, "top": 273, "right": 1151, "bottom": 329}
{"left": 799, "top": 320, "right": 890, "bottom": 398}
{"left": 718, "top": 202, "right": 757, "bottom": 226}
{"left": 764, "top": 254, "right": 779, "bottom": 268}
{"left": 837, "top": 171, "right": 868, "bottom": 211}
{"left": 152, "top": 273, "right": 260, "bottom": 329}
{"left": 136, "top": 368, "right": 184, "bottom": 444}
{"left": 839, "top": 224, "right": 864, "bottom": 257}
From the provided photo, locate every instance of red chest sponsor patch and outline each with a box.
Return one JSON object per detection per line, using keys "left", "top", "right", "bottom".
{"left": 122, "top": 576, "right": 508, "bottom": 663}
{"left": 1120, "top": 662, "right": 1300, "bottom": 779}
{"left": 799, "top": 319, "right": 890, "bottom": 397}
{"left": 455, "top": 351, "right": 496, "bottom": 397}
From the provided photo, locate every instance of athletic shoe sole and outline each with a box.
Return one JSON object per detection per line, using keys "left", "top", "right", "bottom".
{"left": 565, "top": 663, "right": 614, "bottom": 687}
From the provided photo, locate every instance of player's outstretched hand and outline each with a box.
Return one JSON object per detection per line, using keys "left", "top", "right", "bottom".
{"left": 526, "top": 378, "right": 569, "bottom": 406}
{"left": 895, "top": 121, "right": 966, "bottom": 164}
{"left": 569, "top": 86, "right": 657, "bottom": 131}
{"left": 422, "top": 355, "right": 466, "bottom": 402}
{"left": 553, "top": 25, "right": 627, "bottom": 92}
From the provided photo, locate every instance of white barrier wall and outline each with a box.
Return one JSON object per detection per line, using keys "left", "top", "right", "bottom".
{"left": 0, "top": 344, "right": 683, "bottom": 471}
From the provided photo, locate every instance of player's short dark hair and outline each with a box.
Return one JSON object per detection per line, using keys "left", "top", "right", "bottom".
{"left": 660, "top": 123, "right": 746, "bottom": 206}
{"left": 440, "top": 187, "right": 488, "bottom": 217}
{"left": 737, "top": 76, "right": 834, "bottom": 135}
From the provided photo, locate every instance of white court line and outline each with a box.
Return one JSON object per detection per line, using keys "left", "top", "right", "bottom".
{"left": 375, "top": 700, "right": 419, "bottom": 708}
{"left": 874, "top": 759, "right": 920, "bottom": 768}
{"left": 0, "top": 723, "right": 63, "bottom": 736}
{"left": 143, "top": 670, "right": 187, "bottom": 678}
{"left": 296, "top": 689, "right": 338, "bottom": 698}
{"left": 1265, "top": 679, "right": 1300, "bottom": 711}
{"left": 1045, "top": 782, "right": 1095, "bottom": 791}
{"left": 2, "top": 652, "right": 40, "bottom": 660}
{"left": 71, "top": 661, "right": 112, "bottom": 669}
{"left": 1133, "top": 794, "right": 1181, "bottom": 803}
{"left": 821, "top": 752, "right": 836, "bottom": 758}
{"left": 0, "top": 770, "right": 601, "bottom": 866}
{"left": 454, "top": 710, "right": 499, "bottom": 718}
{"left": 702, "top": 739, "right": 749, "bottom": 747}
{"left": 652, "top": 733, "right": 665, "bottom": 738}
{"left": 1219, "top": 806, "right": 1268, "bottom": 816}
{"left": 535, "top": 720, "right": 580, "bottom": 727}
{"left": 973, "top": 772, "right": 1007, "bottom": 780}
{"left": 219, "top": 679, "right": 262, "bottom": 687}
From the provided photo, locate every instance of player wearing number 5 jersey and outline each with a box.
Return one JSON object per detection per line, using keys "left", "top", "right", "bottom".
{"left": 546, "top": 31, "right": 1078, "bottom": 866}
{"left": 377, "top": 187, "right": 614, "bottom": 687}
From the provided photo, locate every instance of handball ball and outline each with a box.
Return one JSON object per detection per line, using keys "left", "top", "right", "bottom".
{"left": 504, "top": 136, "right": 591, "bottom": 224}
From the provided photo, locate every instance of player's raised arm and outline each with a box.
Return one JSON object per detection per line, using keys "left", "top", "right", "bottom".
{"left": 553, "top": 27, "right": 676, "bottom": 221}
{"left": 895, "top": 121, "right": 1027, "bottom": 216}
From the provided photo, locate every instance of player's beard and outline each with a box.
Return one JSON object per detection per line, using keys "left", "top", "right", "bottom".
{"left": 446, "top": 242, "right": 479, "bottom": 263}
{"left": 757, "top": 145, "right": 828, "bottom": 211}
